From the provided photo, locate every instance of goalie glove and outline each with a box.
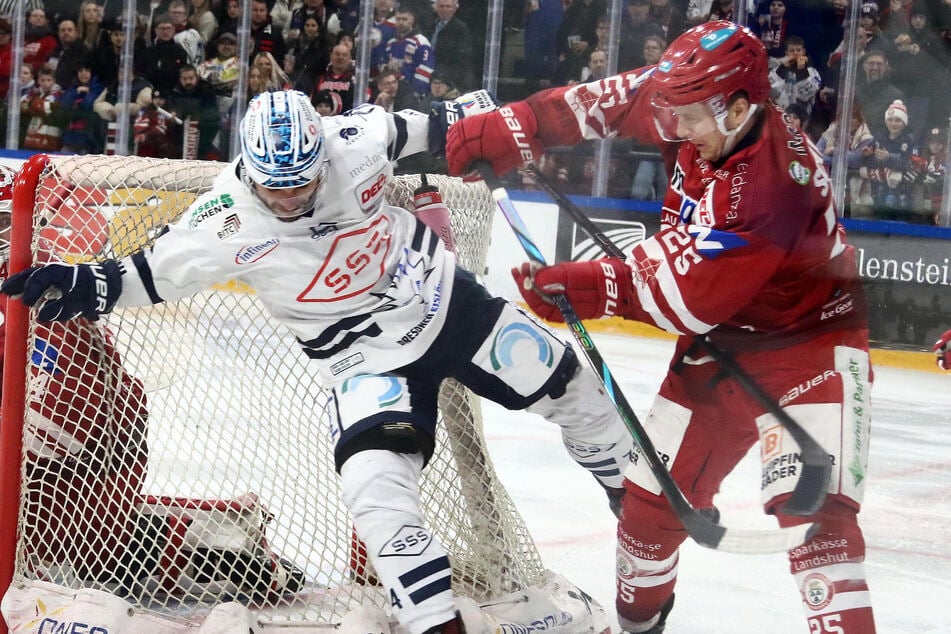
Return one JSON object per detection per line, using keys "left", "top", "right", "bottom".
{"left": 511, "top": 258, "right": 634, "bottom": 323}
{"left": 933, "top": 328, "right": 951, "bottom": 370}
{"left": 412, "top": 174, "right": 457, "bottom": 252}
{"left": 445, "top": 100, "right": 543, "bottom": 178}
{"left": 1, "top": 261, "right": 122, "bottom": 322}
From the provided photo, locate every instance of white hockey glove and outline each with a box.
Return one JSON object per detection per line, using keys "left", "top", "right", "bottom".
{"left": 428, "top": 89, "right": 500, "bottom": 158}
{"left": 1, "top": 261, "right": 122, "bottom": 322}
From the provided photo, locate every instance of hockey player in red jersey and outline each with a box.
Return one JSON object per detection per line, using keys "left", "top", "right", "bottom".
{"left": 934, "top": 329, "right": 951, "bottom": 370}
{"left": 446, "top": 21, "right": 876, "bottom": 634}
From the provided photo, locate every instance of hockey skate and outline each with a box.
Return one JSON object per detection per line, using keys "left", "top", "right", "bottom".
{"left": 620, "top": 595, "right": 675, "bottom": 634}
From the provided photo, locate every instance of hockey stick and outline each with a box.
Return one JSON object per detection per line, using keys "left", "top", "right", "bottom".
{"left": 475, "top": 162, "right": 818, "bottom": 554}
{"left": 522, "top": 163, "right": 832, "bottom": 517}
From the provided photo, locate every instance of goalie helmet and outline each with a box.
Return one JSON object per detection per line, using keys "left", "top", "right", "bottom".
{"left": 650, "top": 21, "right": 769, "bottom": 143}
{"left": 240, "top": 90, "right": 327, "bottom": 190}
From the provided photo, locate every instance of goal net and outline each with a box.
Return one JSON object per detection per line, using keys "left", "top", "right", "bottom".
{"left": 0, "top": 155, "right": 608, "bottom": 633}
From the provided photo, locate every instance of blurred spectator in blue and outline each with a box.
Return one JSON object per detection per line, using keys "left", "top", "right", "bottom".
{"left": 327, "top": 0, "right": 360, "bottom": 38}
{"left": 60, "top": 64, "right": 104, "bottom": 154}
{"left": 554, "top": 0, "right": 606, "bottom": 85}
{"left": 816, "top": 102, "right": 875, "bottom": 212}
{"left": 860, "top": 99, "right": 921, "bottom": 220}
{"left": 618, "top": 0, "right": 665, "bottom": 70}
{"left": 49, "top": 19, "right": 91, "bottom": 92}
{"left": 383, "top": 6, "right": 434, "bottom": 99}
{"left": 755, "top": 0, "right": 790, "bottom": 57}
{"left": 855, "top": 48, "right": 906, "bottom": 138}
{"left": 768, "top": 36, "right": 822, "bottom": 118}
{"left": 250, "top": 0, "right": 287, "bottom": 66}
{"left": 522, "top": 0, "right": 564, "bottom": 81}
{"left": 368, "top": 0, "right": 398, "bottom": 80}
{"left": 24, "top": 8, "right": 58, "bottom": 73}
{"left": 428, "top": 0, "right": 474, "bottom": 91}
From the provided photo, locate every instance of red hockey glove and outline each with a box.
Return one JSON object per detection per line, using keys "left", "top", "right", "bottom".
{"left": 445, "top": 101, "right": 543, "bottom": 177}
{"left": 511, "top": 258, "right": 634, "bottom": 322}
{"left": 933, "top": 328, "right": 951, "bottom": 370}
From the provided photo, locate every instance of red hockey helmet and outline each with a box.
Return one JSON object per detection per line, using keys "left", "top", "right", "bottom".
{"left": 0, "top": 163, "right": 17, "bottom": 279}
{"left": 651, "top": 21, "right": 769, "bottom": 142}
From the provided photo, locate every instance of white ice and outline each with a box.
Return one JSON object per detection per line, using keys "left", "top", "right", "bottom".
{"left": 480, "top": 330, "right": 951, "bottom": 634}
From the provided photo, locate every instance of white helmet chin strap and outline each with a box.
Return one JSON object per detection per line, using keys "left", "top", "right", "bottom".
{"left": 715, "top": 103, "right": 760, "bottom": 157}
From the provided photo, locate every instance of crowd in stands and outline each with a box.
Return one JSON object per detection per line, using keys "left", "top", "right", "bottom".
{"left": 0, "top": 0, "right": 948, "bottom": 222}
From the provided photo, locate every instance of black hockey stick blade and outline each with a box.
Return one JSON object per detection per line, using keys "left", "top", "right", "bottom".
{"left": 523, "top": 163, "right": 832, "bottom": 517}
{"left": 476, "top": 162, "right": 818, "bottom": 553}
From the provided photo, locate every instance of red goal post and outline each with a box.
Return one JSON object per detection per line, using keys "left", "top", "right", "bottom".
{"left": 0, "top": 154, "right": 609, "bottom": 633}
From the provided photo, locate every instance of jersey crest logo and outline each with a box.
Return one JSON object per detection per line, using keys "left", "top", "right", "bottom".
{"left": 298, "top": 214, "right": 392, "bottom": 302}
{"left": 788, "top": 161, "right": 811, "bottom": 185}
{"left": 489, "top": 323, "right": 554, "bottom": 370}
{"left": 235, "top": 238, "right": 280, "bottom": 264}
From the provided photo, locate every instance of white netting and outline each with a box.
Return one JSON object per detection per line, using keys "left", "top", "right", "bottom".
{"left": 8, "top": 155, "right": 546, "bottom": 628}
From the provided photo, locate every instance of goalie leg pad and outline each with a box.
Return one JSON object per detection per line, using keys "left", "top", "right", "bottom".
{"left": 340, "top": 449, "right": 457, "bottom": 634}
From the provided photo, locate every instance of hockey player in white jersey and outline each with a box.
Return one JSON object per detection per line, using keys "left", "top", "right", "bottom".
{"left": 2, "top": 90, "right": 633, "bottom": 634}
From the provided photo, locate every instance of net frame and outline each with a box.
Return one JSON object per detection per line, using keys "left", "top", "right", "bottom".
{"left": 0, "top": 154, "right": 547, "bottom": 630}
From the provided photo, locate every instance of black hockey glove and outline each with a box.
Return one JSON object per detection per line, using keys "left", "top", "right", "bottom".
{"left": 428, "top": 89, "right": 499, "bottom": 157}
{"left": 1, "top": 261, "right": 122, "bottom": 322}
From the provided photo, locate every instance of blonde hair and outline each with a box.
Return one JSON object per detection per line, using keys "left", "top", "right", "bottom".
{"left": 252, "top": 52, "right": 292, "bottom": 91}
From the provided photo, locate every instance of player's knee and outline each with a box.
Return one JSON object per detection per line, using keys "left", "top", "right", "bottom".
{"left": 335, "top": 423, "right": 436, "bottom": 473}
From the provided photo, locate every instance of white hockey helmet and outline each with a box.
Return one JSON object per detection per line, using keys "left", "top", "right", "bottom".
{"left": 241, "top": 90, "right": 327, "bottom": 190}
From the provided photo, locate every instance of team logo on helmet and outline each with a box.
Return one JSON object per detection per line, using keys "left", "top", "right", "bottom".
{"left": 699, "top": 25, "right": 737, "bottom": 50}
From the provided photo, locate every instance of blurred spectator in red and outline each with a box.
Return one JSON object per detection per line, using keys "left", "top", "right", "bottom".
{"left": 133, "top": 89, "right": 182, "bottom": 158}
{"left": 308, "top": 44, "right": 356, "bottom": 113}
{"left": 918, "top": 127, "right": 948, "bottom": 222}
{"left": 0, "top": 19, "right": 15, "bottom": 99}
{"left": 618, "top": 0, "right": 665, "bottom": 70}
{"left": 755, "top": 0, "right": 789, "bottom": 57}
{"left": 428, "top": 0, "right": 474, "bottom": 91}
{"left": 59, "top": 64, "right": 104, "bottom": 154}
{"left": 855, "top": 48, "right": 906, "bottom": 137}
{"left": 250, "top": 0, "right": 287, "bottom": 66}
{"left": 768, "top": 36, "right": 822, "bottom": 118}
{"left": 139, "top": 14, "right": 189, "bottom": 94}
{"left": 24, "top": 8, "right": 58, "bottom": 73}
{"left": 21, "top": 66, "right": 64, "bottom": 151}
{"left": 554, "top": 0, "right": 606, "bottom": 85}
{"left": 48, "top": 20, "right": 91, "bottom": 91}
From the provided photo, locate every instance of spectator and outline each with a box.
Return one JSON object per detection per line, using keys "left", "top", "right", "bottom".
{"left": 168, "top": 0, "right": 205, "bottom": 64}
{"left": 139, "top": 14, "right": 189, "bottom": 94}
{"left": 827, "top": 26, "right": 873, "bottom": 87}
{"left": 198, "top": 32, "right": 241, "bottom": 155}
{"left": 521, "top": 0, "right": 563, "bottom": 81}
{"left": 24, "top": 8, "right": 58, "bottom": 73}
{"left": 427, "top": 69, "right": 459, "bottom": 105}
{"left": 187, "top": 0, "right": 219, "bottom": 45}
{"left": 92, "top": 25, "right": 145, "bottom": 89}
{"left": 918, "top": 127, "right": 948, "bottom": 221}
{"left": 250, "top": 0, "right": 287, "bottom": 66}
{"left": 133, "top": 90, "right": 182, "bottom": 159}
{"left": 428, "top": 0, "right": 474, "bottom": 91}
{"left": 59, "top": 64, "right": 104, "bottom": 154}
{"left": 618, "top": 0, "right": 665, "bottom": 70}
{"left": 629, "top": 35, "right": 667, "bottom": 201}
{"left": 311, "top": 88, "right": 336, "bottom": 115}
{"left": 270, "top": 0, "right": 294, "bottom": 38}
{"left": 889, "top": 28, "right": 944, "bottom": 138}
{"left": 686, "top": 0, "right": 713, "bottom": 28}
{"left": 21, "top": 66, "right": 64, "bottom": 151}
{"left": 308, "top": 43, "right": 357, "bottom": 113}
{"left": 18, "top": 64, "right": 35, "bottom": 97}
{"left": 383, "top": 6, "right": 434, "bottom": 98}
{"left": 784, "top": 102, "right": 808, "bottom": 130}
{"left": 880, "top": 0, "right": 916, "bottom": 41}
{"left": 286, "top": 15, "right": 329, "bottom": 86}
{"left": 755, "top": 0, "right": 789, "bottom": 57}
{"left": 581, "top": 48, "right": 608, "bottom": 84}
{"left": 554, "top": 0, "right": 606, "bottom": 85}
{"left": 48, "top": 20, "right": 91, "bottom": 92}
{"left": 707, "top": 0, "right": 739, "bottom": 23}
{"left": 372, "top": 66, "right": 422, "bottom": 112}
{"left": 817, "top": 102, "right": 875, "bottom": 213}
{"left": 860, "top": 99, "right": 919, "bottom": 220}
{"left": 648, "top": 0, "right": 687, "bottom": 41}
{"left": 326, "top": 0, "right": 360, "bottom": 37}
{"left": 217, "top": 0, "right": 242, "bottom": 38}
{"left": 246, "top": 65, "right": 267, "bottom": 103}
{"left": 368, "top": 0, "right": 398, "bottom": 78}
{"left": 93, "top": 65, "right": 153, "bottom": 151}
{"left": 288, "top": 0, "right": 329, "bottom": 43}
{"left": 855, "top": 48, "right": 906, "bottom": 138}
{"left": 168, "top": 64, "right": 219, "bottom": 160}
{"left": 858, "top": 2, "right": 890, "bottom": 56}
{"left": 77, "top": 0, "right": 109, "bottom": 51}
{"left": 768, "top": 35, "right": 822, "bottom": 117}
{"left": 253, "top": 51, "right": 293, "bottom": 92}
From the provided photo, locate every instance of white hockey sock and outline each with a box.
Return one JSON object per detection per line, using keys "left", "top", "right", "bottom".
{"left": 340, "top": 450, "right": 457, "bottom": 634}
